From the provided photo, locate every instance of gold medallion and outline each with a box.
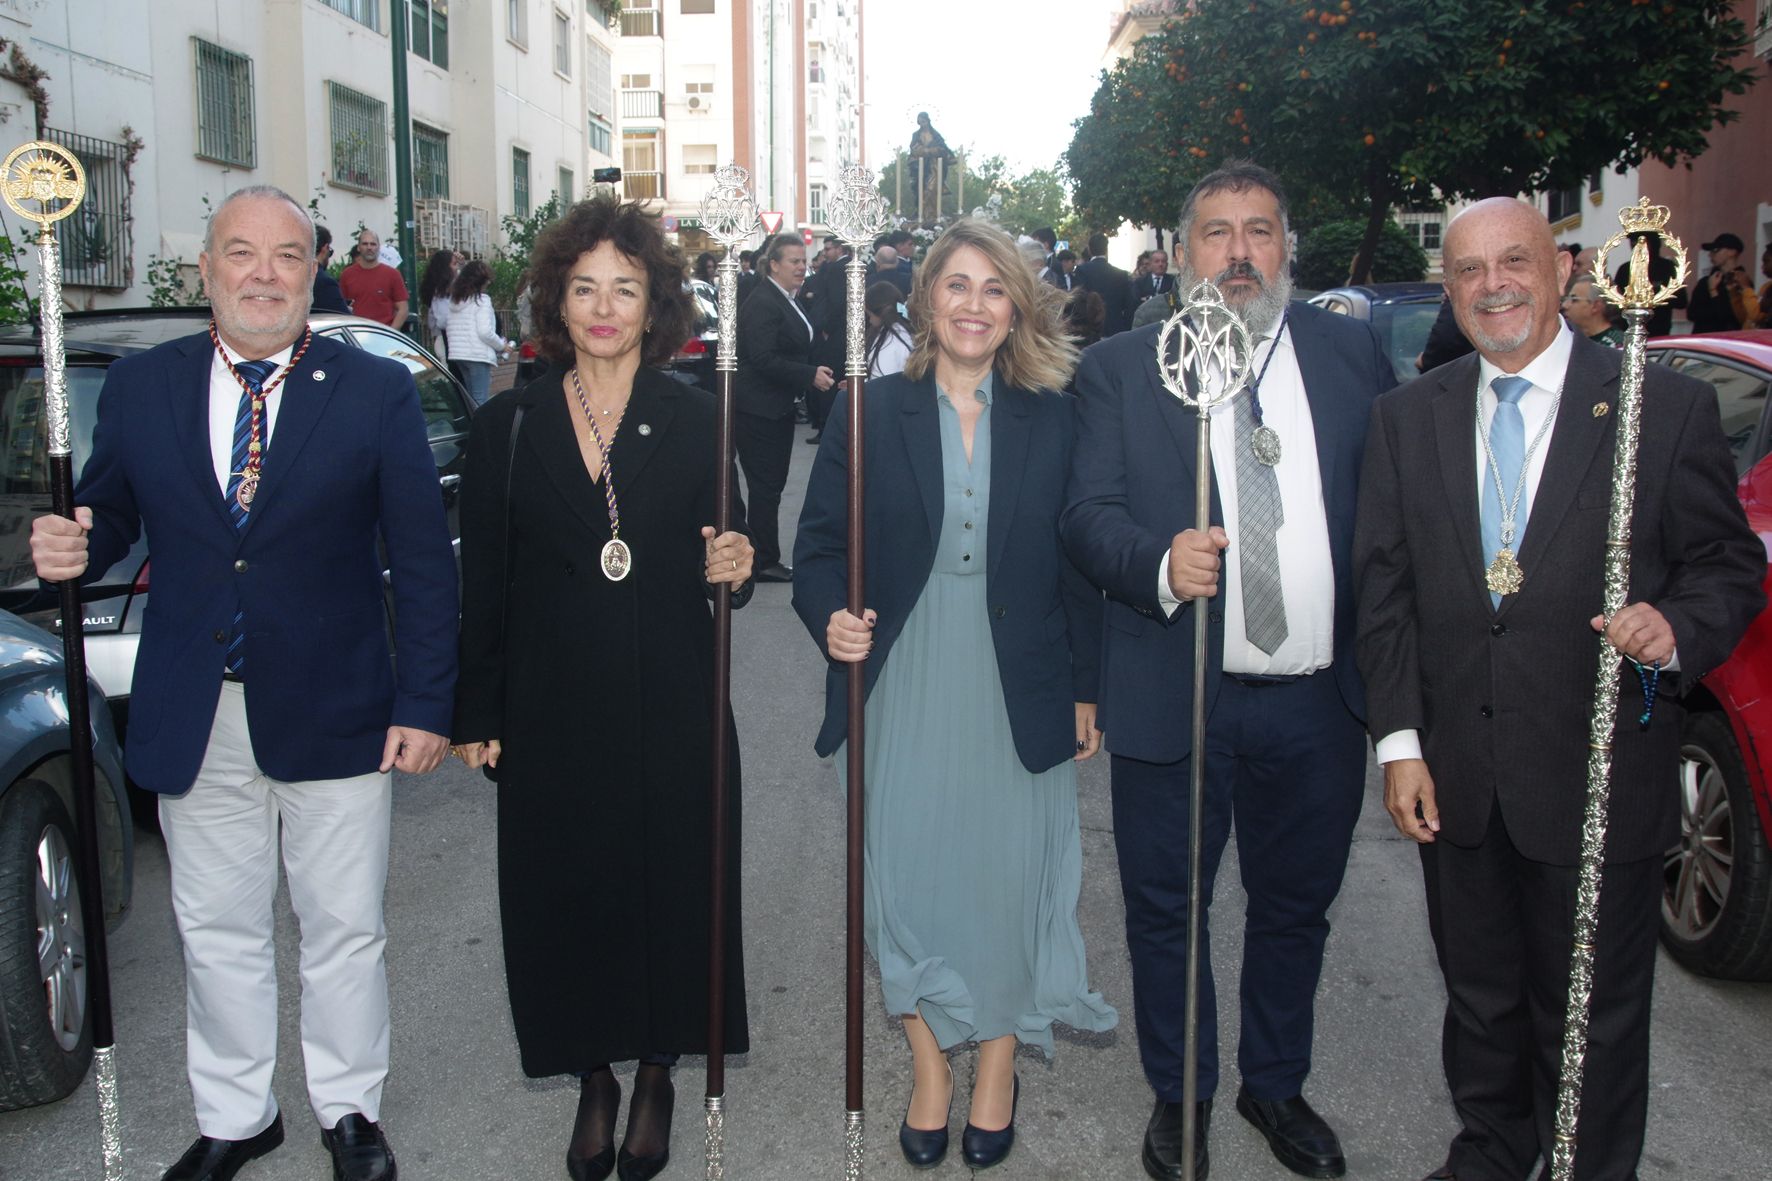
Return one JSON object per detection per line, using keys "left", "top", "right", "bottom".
{"left": 1486, "top": 547, "right": 1524, "bottom": 596}
{"left": 234, "top": 470, "right": 259, "bottom": 511}
{"left": 601, "top": 537, "right": 632, "bottom": 582}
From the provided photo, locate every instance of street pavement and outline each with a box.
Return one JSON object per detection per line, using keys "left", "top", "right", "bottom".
{"left": 4, "top": 417, "right": 1770, "bottom": 1180}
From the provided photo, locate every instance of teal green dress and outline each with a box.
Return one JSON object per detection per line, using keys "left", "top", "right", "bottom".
{"left": 840, "top": 376, "right": 1117, "bottom": 1056}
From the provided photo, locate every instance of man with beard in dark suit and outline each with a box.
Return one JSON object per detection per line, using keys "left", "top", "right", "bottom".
{"left": 1064, "top": 162, "right": 1396, "bottom": 1181}
{"left": 1355, "top": 197, "right": 1763, "bottom": 1181}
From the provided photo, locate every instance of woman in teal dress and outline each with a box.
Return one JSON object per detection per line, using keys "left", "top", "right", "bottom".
{"left": 793, "top": 220, "right": 1117, "bottom": 1171}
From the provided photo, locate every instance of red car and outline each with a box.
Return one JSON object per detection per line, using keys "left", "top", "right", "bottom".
{"left": 1646, "top": 330, "right": 1772, "bottom": 980}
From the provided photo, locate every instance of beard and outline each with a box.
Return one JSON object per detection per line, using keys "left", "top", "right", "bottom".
{"left": 212, "top": 287, "right": 310, "bottom": 349}
{"left": 1463, "top": 290, "right": 1536, "bottom": 355}
{"left": 1178, "top": 259, "right": 1293, "bottom": 336}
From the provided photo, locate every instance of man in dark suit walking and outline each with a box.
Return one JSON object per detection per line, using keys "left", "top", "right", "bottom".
{"left": 1075, "top": 232, "right": 1135, "bottom": 337}
{"left": 1354, "top": 197, "right": 1763, "bottom": 1181}
{"left": 32, "top": 185, "right": 458, "bottom": 1181}
{"left": 1064, "top": 162, "right": 1396, "bottom": 1181}
{"left": 1131, "top": 248, "right": 1176, "bottom": 303}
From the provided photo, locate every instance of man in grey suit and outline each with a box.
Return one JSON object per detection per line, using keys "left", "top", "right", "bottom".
{"left": 1354, "top": 198, "right": 1764, "bottom": 1181}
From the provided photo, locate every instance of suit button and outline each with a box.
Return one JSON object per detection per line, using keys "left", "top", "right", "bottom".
{"left": 1480, "top": 705, "right": 1494, "bottom": 718}
{"left": 565, "top": 564, "right": 576, "bottom": 576}
{"left": 1209, "top": 611, "right": 1223, "bottom": 623}
{"left": 993, "top": 606, "right": 1006, "bottom": 619}
{"left": 234, "top": 559, "right": 248, "bottom": 573}
{"left": 213, "top": 630, "right": 226, "bottom": 644}
{"left": 1490, "top": 622, "right": 1507, "bottom": 636}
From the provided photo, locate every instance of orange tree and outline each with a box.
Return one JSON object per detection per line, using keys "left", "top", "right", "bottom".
{"left": 1067, "top": 0, "right": 1758, "bottom": 282}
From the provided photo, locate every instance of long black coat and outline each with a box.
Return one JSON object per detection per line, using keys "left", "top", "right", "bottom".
{"left": 454, "top": 365, "right": 750, "bottom": 1076}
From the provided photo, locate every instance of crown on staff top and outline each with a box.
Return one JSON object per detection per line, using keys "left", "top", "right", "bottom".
{"left": 1618, "top": 197, "right": 1671, "bottom": 234}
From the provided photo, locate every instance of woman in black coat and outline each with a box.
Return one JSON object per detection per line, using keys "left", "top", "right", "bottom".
{"left": 452, "top": 196, "right": 752, "bottom": 1181}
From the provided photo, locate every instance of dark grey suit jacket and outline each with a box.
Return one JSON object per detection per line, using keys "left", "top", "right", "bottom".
{"left": 1354, "top": 336, "right": 1764, "bottom": 864}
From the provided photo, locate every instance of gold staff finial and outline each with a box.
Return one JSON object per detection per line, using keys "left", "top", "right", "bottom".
{"left": 1, "top": 141, "right": 86, "bottom": 237}
{"left": 1590, "top": 197, "right": 1688, "bottom": 312}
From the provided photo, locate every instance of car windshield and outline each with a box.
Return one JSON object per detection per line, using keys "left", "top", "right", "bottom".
{"left": 1371, "top": 301, "right": 1440, "bottom": 384}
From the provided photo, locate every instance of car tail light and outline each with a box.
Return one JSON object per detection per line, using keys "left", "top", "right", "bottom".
{"left": 131, "top": 559, "right": 149, "bottom": 594}
{"left": 520, "top": 340, "right": 538, "bottom": 359}
{"left": 680, "top": 337, "right": 707, "bottom": 355}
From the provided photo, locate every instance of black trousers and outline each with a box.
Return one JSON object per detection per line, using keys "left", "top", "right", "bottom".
{"left": 1110, "top": 670, "right": 1366, "bottom": 1103}
{"left": 1422, "top": 798, "right": 1659, "bottom": 1181}
{"left": 734, "top": 410, "right": 793, "bottom": 570}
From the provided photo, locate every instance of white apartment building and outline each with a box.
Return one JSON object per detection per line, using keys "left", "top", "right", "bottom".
{"left": 613, "top": 0, "right": 865, "bottom": 259}
{"left": 4, "top": 0, "right": 619, "bottom": 309}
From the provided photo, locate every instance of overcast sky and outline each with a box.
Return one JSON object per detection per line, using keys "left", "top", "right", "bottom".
{"left": 861, "top": 0, "right": 1124, "bottom": 177}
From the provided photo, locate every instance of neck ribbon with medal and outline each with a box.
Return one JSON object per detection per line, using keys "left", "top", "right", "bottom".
{"left": 571, "top": 368, "right": 633, "bottom": 581}
{"left": 212, "top": 320, "right": 314, "bottom": 512}
{"left": 1476, "top": 375, "right": 1560, "bottom": 598}
{"left": 1244, "top": 309, "right": 1287, "bottom": 466}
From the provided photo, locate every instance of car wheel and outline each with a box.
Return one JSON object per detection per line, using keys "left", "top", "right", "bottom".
{"left": 1661, "top": 711, "right": 1772, "bottom": 980}
{"left": 0, "top": 779, "right": 92, "bottom": 1110}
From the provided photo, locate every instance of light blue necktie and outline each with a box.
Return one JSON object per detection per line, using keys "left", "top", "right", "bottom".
{"left": 224, "top": 358, "right": 276, "bottom": 676}
{"left": 1480, "top": 375, "right": 1531, "bottom": 608}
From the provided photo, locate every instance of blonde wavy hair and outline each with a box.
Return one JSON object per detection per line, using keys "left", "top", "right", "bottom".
{"left": 903, "top": 219, "right": 1079, "bottom": 393}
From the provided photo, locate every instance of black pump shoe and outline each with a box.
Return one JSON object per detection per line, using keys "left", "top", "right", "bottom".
{"left": 898, "top": 1060, "right": 954, "bottom": 1169}
{"left": 960, "top": 1074, "right": 1019, "bottom": 1170}
{"left": 568, "top": 1070, "right": 620, "bottom": 1181}
{"left": 616, "top": 1069, "right": 674, "bottom": 1181}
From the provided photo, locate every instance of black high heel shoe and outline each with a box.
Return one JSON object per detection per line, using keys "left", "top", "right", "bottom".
{"left": 897, "top": 1059, "right": 954, "bottom": 1169}
{"left": 567, "top": 1069, "right": 619, "bottom": 1181}
{"left": 961, "top": 1073, "right": 1019, "bottom": 1170}
{"left": 616, "top": 1065, "right": 674, "bottom": 1181}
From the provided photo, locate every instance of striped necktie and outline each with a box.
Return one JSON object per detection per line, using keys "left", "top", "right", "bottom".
{"left": 223, "top": 358, "right": 276, "bottom": 675}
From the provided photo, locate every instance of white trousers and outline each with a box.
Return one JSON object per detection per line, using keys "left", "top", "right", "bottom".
{"left": 159, "top": 682, "right": 393, "bottom": 1139}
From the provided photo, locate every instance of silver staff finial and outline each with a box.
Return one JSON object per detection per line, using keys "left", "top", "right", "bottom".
{"left": 826, "top": 164, "right": 890, "bottom": 252}
{"left": 1155, "top": 280, "right": 1256, "bottom": 415}
{"left": 700, "top": 163, "right": 761, "bottom": 253}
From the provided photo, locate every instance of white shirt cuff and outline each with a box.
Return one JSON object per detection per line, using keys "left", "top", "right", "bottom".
{"left": 1375, "top": 729, "right": 1423, "bottom": 765}
{"left": 1157, "top": 553, "right": 1184, "bottom": 619}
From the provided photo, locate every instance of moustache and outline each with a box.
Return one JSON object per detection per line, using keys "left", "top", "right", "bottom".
{"left": 1212, "top": 262, "right": 1266, "bottom": 290}
{"left": 1473, "top": 292, "right": 1532, "bottom": 313}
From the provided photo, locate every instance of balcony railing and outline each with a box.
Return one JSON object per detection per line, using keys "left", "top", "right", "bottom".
{"left": 621, "top": 89, "right": 663, "bottom": 119}
{"left": 620, "top": 8, "right": 660, "bottom": 36}
{"left": 623, "top": 171, "right": 662, "bottom": 200}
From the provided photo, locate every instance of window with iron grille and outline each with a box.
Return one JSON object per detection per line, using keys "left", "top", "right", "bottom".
{"left": 513, "top": 147, "right": 532, "bottom": 217}
{"left": 328, "top": 81, "right": 389, "bottom": 194}
{"left": 410, "top": 0, "right": 449, "bottom": 68}
{"left": 44, "top": 128, "right": 131, "bottom": 290}
{"left": 620, "top": 0, "right": 660, "bottom": 36}
{"left": 553, "top": 9, "right": 572, "bottom": 76}
{"left": 589, "top": 115, "right": 612, "bottom": 156}
{"left": 320, "top": 0, "right": 380, "bottom": 30}
{"left": 586, "top": 37, "right": 613, "bottom": 119}
{"left": 414, "top": 122, "right": 449, "bottom": 200}
{"left": 193, "top": 38, "right": 256, "bottom": 168}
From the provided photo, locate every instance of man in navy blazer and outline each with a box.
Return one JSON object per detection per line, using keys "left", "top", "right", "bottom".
{"left": 33, "top": 186, "right": 457, "bottom": 1181}
{"left": 1063, "top": 163, "right": 1395, "bottom": 1181}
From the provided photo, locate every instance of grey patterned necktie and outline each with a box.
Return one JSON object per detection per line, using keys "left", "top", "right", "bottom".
{"left": 1231, "top": 347, "right": 1288, "bottom": 655}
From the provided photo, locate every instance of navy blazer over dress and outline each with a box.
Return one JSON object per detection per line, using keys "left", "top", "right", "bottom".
{"left": 792, "top": 372, "right": 1103, "bottom": 774}
{"left": 74, "top": 330, "right": 460, "bottom": 793}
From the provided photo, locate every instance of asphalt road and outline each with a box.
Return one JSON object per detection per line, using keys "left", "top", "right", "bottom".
{"left": 3, "top": 426, "right": 1769, "bottom": 1181}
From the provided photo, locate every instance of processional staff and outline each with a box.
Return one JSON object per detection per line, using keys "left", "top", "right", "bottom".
{"left": 2, "top": 140, "right": 124, "bottom": 1179}
{"left": 697, "top": 163, "right": 761, "bottom": 1181}
{"left": 1152, "top": 283, "right": 1255, "bottom": 1181}
{"left": 823, "top": 163, "right": 891, "bottom": 1181}
{"left": 1550, "top": 198, "right": 1689, "bottom": 1181}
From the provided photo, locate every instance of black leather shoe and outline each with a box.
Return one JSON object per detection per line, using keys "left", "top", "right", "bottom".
{"left": 960, "top": 1074, "right": 1018, "bottom": 1170}
{"left": 162, "top": 1114, "right": 285, "bottom": 1181}
{"left": 898, "top": 1060, "right": 953, "bottom": 1169}
{"left": 753, "top": 563, "right": 794, "bottom": 583}
{"left": 320, "top": 1114, "right": 396, "bottom": 1181}
{"left": 805, "top": 432, "right": 823, "bottom": 444}
{"left": 1235, "top": 1087, "right": 1345, "bottom": 1179}
{"left": 1142, "top": 1098, "right": 1210, "bottom": 1180}
{"left": 1422, "top": 1168, "right": 1456, "bottom": 1180}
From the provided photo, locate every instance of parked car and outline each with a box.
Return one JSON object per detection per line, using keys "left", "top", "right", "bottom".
{"left": 1644, "top": 330, "right": 1772, "bottom": 979}
{"left": 1307, "top": 282, "right": 1445, "bottom": 384}
{"left": 669, "top": 277, "right": 719, "bottom": 391}
{"left": 0, "top": 308, "right": 476, "bottom": 743}
{"left": 0, "top": 608, "right": 129, "bottom": 1111}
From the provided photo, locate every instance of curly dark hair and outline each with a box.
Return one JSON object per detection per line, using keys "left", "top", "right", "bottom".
{"left": 530, "top": 194, "right": 693, "bottom": 367}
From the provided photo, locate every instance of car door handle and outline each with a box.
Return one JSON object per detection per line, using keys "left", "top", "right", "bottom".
{"left": 438, "top": 474, "right": 462, "bottom": 489}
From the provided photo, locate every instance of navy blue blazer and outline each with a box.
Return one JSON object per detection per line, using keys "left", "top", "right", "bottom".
{"left": 1061, "top": 301, "right": 1395, "bottom": 764}
{"left": 74, "top": 330, "right": 459, "bottom": 793}
{"left": 792, "top": 372, "right": 1103, "bottom": 773}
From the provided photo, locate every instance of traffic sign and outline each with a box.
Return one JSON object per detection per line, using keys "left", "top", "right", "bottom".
{"left": 760, "top": 210, "right": 784, "bottom": 235}
{"left": 801, "top": 228, "right": 814, "bottom": 246}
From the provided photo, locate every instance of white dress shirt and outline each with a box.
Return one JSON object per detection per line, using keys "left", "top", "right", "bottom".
{"left": 1157, "top": 323, "right": 1337, "bottom": 677}
{"left": 209, "top": 342, "right": 295, "bottom": 493}
{"left": 771, "top": 277, "right": 814, "bottom": 340}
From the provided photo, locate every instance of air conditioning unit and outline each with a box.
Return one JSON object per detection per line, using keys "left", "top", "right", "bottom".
{"left": 686, "top": 94, "right": 714, "bottom": 112}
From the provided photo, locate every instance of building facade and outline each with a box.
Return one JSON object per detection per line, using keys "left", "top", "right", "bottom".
{"left": 5, "top": 0, "right": 618, "bottom": 309}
